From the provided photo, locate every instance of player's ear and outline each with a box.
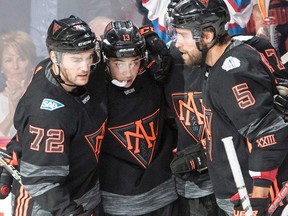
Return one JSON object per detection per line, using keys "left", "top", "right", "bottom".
{"left": 50, "top": 51, "right": 58, "bottom": 64}
{"left": 202, "top": 31, "right": 214, "bottom": 44}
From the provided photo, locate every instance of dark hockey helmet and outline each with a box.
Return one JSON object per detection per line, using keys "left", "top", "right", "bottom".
{"left": 46, "top": 15, "right": 96, "bottom": 53}
{"left": 171, "top": 0, "right": 230, "bottom": 40}
{"left": 102, "top": 20, "right": 146, "bottom": 59}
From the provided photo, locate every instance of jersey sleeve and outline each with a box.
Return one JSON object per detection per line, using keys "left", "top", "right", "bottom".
{"left": 210, "top": 48, "right": 288, "bottom": 185}
{"left": 13, "top": 99, "right": 79, "bottom": 215}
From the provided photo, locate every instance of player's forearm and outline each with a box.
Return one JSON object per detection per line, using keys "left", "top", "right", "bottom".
{"left": 252, "top": 4, "right": 268, "bottom": 39}
{"left": 252, "top": 186, "right": 270, "bottom": 197}
{"left": 250, "top": 168, "right": 278, "bottom": 197}
{"left": 253, "top": 4, "right": 265, "bottom": 31}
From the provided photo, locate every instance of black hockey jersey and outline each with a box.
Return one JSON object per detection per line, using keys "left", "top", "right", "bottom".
{"left": 99, "top": 71, "right": 177, "bottom": 215}
{"left": 204, "top": 40, "right": 288, "bottom": 199}
{"left": 11, "top": 58, "right": 107, "bottom": 215}
{"left": 164, "top": 43, "right": 214, "bottom": 199}
{"left": 233, "top": 35, "right": 287, "bottom": 80}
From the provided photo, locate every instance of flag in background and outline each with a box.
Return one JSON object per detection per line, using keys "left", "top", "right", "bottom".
{"left": 142, "top": 0, "right": 259, "bottom": 38}
{"left": 224, "top": 0, "right": 256, "bottom": 35}
{"left": 142, "top": 0, "right": 171, "bottom": 43}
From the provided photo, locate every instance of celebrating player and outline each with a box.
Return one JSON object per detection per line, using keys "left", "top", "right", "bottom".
{"left": 2, "top": 15, "right": 107, "bottom": 216}
{"left": 170, "top": 0, "right": 288, "bottom": 215}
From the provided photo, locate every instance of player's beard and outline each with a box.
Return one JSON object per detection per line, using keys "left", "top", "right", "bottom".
{"left": 185, "top": 48, "right": 203, "bottom": 67}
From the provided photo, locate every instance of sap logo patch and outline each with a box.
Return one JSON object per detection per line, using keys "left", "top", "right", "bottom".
{"left": 222, "top": 56, "right": 240, "bottom": 71}
{"left": 40, "top": 98, "right": 64, "bottom": 111}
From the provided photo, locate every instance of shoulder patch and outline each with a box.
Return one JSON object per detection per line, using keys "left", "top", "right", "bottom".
{"left": 40, "top": 98, "right": 64, "bottom": 111}
{"left": 222, "top": 56, "right": 241, "bottom": 71}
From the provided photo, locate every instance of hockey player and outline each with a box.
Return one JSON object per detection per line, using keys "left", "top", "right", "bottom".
{"left": 170, "top": 0, "right": 288, "bottom": 215}
{"left": 147, "top": 2, "right": 284, "bottom": 215}
{"left": 99, "top": 20, "right": 178, "bottom": 215}
{"left": 165, "top": 42, "right": 227, "bottom": 216}
{"left": 3, "top": 15, "right": 107, "bottom": 215}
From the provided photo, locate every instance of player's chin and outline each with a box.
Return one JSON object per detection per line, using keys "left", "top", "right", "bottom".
{"left": 77, "top": 76, "right": 89, "bottom": 85}
{"left": 183, "top": 57, "right": 192, "bottom": 66}
{"left": 76, "top": 79, "right": 89, "bottom": 86}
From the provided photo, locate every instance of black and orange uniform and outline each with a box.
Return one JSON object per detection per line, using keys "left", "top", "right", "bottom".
{"left": 10, "top": 58, "right": 107, "bottom": 215}
{"left": 232, "top": 35, "right": 288, "bottom": 80}
{"left": 203, "top": 40, "right": 288, "bottom": 209}
{"left": 164, "top": 43, "right": 224, "bottom": 216}
{"left": 99, "top": 70, "right": 177, "bottom": 215}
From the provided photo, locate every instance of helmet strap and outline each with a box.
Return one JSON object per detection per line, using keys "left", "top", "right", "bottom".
{"left": 104, "top": 64, "right": 128, "bottom": 87}
{"left": 51, "top": 63, "right": 77, "bottom": 88}
{"left": 50, "top": 51, "right": 77, "bottom": 88}
{"left": 196, "top": 34, "right": 217, "bottom": 67}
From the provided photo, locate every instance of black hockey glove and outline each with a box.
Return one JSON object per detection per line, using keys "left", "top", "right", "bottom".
{"left": 170, "top": 143, "right": 207, "bottom": 181}
{"left": 274, "top": 78, "right": 288, "bottom": 121}
{"left": 139, "top": 26, "right": 172, "bottom": 83}
{"left": 274, "top": 94, "right": 288, "bottom": 121}
{"left": 0, "top": 148, "right": 13, "bottom": 199}
{"left": 0, "top": 168, "right": 12, "bottom": 199}
{"left": 231, "top": 193, "right": 270, "bottom": 216}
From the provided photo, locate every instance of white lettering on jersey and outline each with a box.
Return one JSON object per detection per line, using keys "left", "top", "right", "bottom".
{"left": 222, "top": 56, "right": 241, "bottom": 71}
{"left": 82, "top": 95, "right": 90, "bottom": 104}
{"left": 40, "top": 98, "right": 64, "bottom": 111}
{"left": 124, "top": 88, "right": 135, "bottom": 95}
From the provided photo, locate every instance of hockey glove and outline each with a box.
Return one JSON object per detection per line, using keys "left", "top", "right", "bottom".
{"left": 274, "top": 94, "right": 288, "bottom": 121}
{"left": 139, "top": 26, "right": 172, "bottom": 83}
{"left": 274, "top": 79, "right": 288, "bottom": 121}
{"left": 170, "top": 143, "right": 207, "bottom": 181}
{"left": 0, "top": 166, "right": 13, "bottom": 199}
{"left": 0, "top": 148, "right": 13, "bottom": 199}
{"left": 231, "top": 193, "right": 270, "bottom": 216}
{"left": 276, "top": 78, "right": 288, "bottom": 96}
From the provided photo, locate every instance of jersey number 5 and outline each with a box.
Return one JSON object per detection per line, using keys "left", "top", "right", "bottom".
{"left": 232, "top": 83, "right": 255, "bottom": 109}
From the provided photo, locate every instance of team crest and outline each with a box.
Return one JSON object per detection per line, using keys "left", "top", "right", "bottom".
{"left": 172, "top": 92, "right": 205, "bottom": 142}
{"left": 52, "top": 23, "right": 61, "bottom": 34}
{"left": 73, "top": 24, "right": 86, "bottom": 31}
{"left": 85, "top": 121, "right": 106, "bottom": 162}
{"left": 109, "top": 109, "right": 160, "bottom": 168}
{"left": 199, "top": 0, "right": 209, "bottom": 7}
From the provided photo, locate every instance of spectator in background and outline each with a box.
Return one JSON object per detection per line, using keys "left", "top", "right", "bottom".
{"left": 0, "top": 31, "right": 36, "bottom": 137}
{"left": 0, "top": 0, "right": 100, "bottom": 59}
{"left": 0, "top": 0, "right": 148, "bottom": 60}
{"left": 89, "top": 16, "right": 114, "bottom": 36}
{"left": 268, "top": 0, "right": 288, "bottom": 58}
